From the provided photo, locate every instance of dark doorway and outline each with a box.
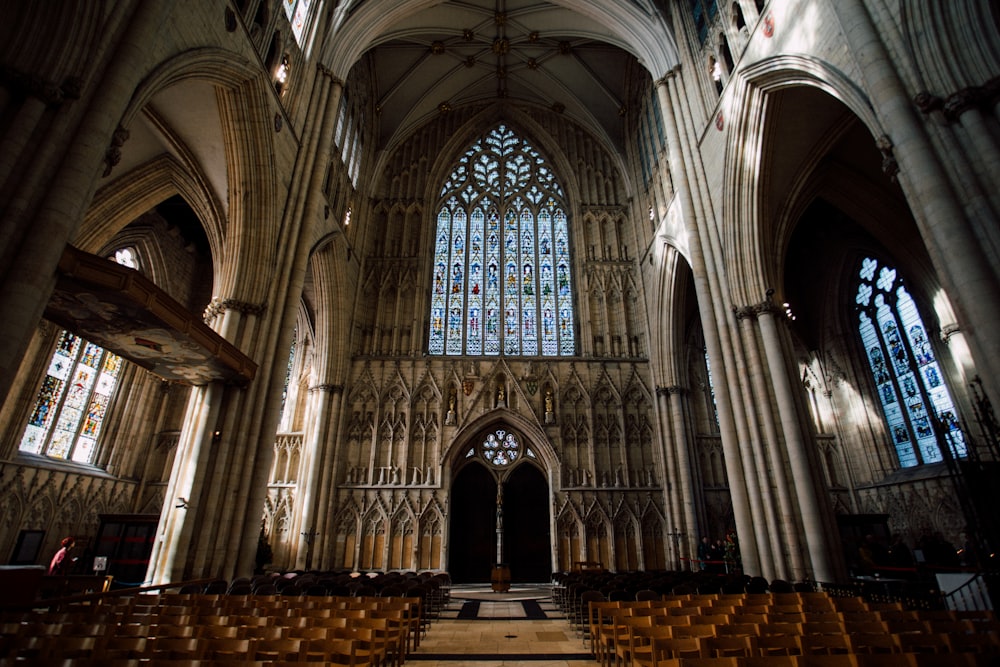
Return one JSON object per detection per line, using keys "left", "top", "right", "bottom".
{"left": 503, "top": 463, "right": 551, "bottom": 583}
{"left": 448, "top": 463, "right": 497, "bottom": 583}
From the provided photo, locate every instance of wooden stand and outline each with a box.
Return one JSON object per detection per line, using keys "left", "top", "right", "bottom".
{"left": 490, "top": 563, "right": 511, "bottom": 592}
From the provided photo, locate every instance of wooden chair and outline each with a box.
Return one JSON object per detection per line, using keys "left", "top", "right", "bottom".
{"left": 798, "top": 634, "right": 851, "bottom": 655}
{"left": 691, "top": 613, "right": 732, "bottom": 626}
{"left": 732, "top": 612, "right": 768, "bottom": 625}
{"left": 742, "top": 657, "right": 796, "bottom": 667}
{"left": 329, "top": 625, "right": 387, "bottom": 667}
{"left": 40, "top": 635, "right": 99, "bottom": 661}
{"left": 151, "top": 622, "right": 197, "bottom": 638}
{"left": 852, "top": 655, "right": 912, "bottom": 667}
{"left": 754, "top": 634, "right": 802, "bottom": 656}
{"left": 715, "top": 622, "right": 758, "bottom": 638}
{"left": 300, "top": 637, "right": 359, "bottom": 665}
{"left": 843, "top": 620, "right": 889, "bottom": 635}
{"left": 672, "top": 623, "right": 717, "bottom": 639}
{"left": 589, "top": 600, "right": 624, "bottom": 656}
{"left": 144, "top": 636, "right": 204, "bottom": 661}
{"left": 252, "top": 637, "right": 303, "bottom": 662}
{"left": 630, "top": 624, "right": 677, "bottom": 667}
{"left": 594, "top": 605, "right": 633, "bottom": 667}
{"left": 201, "top": 637, "right": 253, "bottom": 661}
{"left": 802, "top": 621, "right": 847, "bottom": 635}
{"left": 646, "top": 635, "right": 703, "bottom": 662}
{"left": 847, "top": 632, "right": 899, "bottom": 654}
{"left": 831, "top": 598, "right": 868, "bottom": 612}
{"left": 666, "top": 658, "right": 740, "bottom": 667}
{"left": 612, "top": 615, "right": 654, "bottom": 667}
{"left": 700, "top": 635, "right": 753, "bottom": 658}
{"left": 908, "top": 655, "right": 986, "bottom": 667}
{"left": 98, "top": 635, "right": 150, "bottom": 660}
{"left": 893, "top": 632, "right": 952, "bottom": 654}
{"left": 758, "top": 622, "right": 803, "bottom": 637}
{"left": 793, "top": 655, "right": 860, "bottom": 667}
{"left": 368, "top": 608, "right": 408, "bottom": 665}
{"left": 947, "top": 631, "right": 1000, "bottom": 654}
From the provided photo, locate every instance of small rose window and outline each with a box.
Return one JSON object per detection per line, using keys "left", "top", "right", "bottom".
{"left": 481, "top": 428, "right": 520, "bottom": 467}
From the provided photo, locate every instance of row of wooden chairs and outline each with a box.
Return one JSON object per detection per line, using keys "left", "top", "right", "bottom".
{"left": 586, "top": 594, "right": 999, "bottom": 667}
{"left": 616, "top": 629, "right": 998, "bottom": 664}
{"left": 0, "top": 592, "right": 428, "bottom": 665}
{"left": 0, "top": 634, "right": 365, "bottom": 664}
{"left": 569, "top": 590, "right": 895, "bottom": 637}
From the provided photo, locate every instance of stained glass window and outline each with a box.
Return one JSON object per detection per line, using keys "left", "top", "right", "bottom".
{"left": 283, "top": 0, "right": 311, "bottom": 45}
{"left": 481, "top": 427, "right": 521, "bottom": 467}
{"left": 18, "top": 248, "right": 136, "bottom": 464}
{"left": 855, "top": 256, "right": 966, "bottom": 467}
{"left": 429, "top": 124, "right": 575, "bottom": 356}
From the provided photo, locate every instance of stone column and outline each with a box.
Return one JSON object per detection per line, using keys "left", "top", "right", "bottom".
{"left": 230, "top": 70, "right": 345, "bottom": 577}
{"left": 735, "top": 304, "right": 806, "bottom": 580}
{"left": 666, "top": 386, "right": 700, "bottom": 566}
{"left": 148, "top": 381, "right": 223, "bottom": 584}
{"left": 293, "top": 383, "right": 341, "bottom": 569}
{"left": 314, "top": 385, "right": 346, "bottom": 570}
{"left": 655, "top": 73, "right": 760, "bottom": 576}
{"left": 757, "top": 299, "right": 837, "bottom": 582}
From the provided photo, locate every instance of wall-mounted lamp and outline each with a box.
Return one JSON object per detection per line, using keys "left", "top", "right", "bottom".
{"left": 176, "top": 497, "right": 189, "bottom": 509}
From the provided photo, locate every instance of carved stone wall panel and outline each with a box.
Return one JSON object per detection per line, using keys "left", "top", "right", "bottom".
{"left": 852, "top": 477, "right": 967, "bottom": 552}
{"left": 0, "top": 463, "right": 138, "bottom": 567}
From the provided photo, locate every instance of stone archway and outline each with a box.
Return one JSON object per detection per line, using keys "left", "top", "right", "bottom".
{"left": 447, "top": 423, "right": 552, "bottom": 583}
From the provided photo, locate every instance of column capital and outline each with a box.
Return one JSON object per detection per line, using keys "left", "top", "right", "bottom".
{"left": 655, "top": 65, "right": 682, "bottom": 88}
{"left": 309, "top": 383, "right": 345, "bottom": 394}
{"left": 915, "top": 76, "right": 1000, "bottom": 123}
{"left": 733, "top": 297, "right": 781, "bottom": 321}
{"left": 943, "top": 85, "right": 985, "bottom": 122}
{"left": 940, "top": 322, "right": 961, "bottom": 343}
{"left": 317, "top": 63, "right": 344, "bottom": 87}
{"left": 203, "top": 297, "right": 268, "bottom": 320}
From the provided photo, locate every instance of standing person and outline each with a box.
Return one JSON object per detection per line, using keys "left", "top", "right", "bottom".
{"left": 48, "top": 537, "right": 76, "bottom": 575}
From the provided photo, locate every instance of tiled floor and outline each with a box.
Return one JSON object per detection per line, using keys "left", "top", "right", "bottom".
{"left": 409, "top": 585, "right": 597, "bottom": 666}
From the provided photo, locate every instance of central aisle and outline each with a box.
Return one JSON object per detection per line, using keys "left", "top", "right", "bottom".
{"left": 410, "top": 584, "right": 597, "bottom": 666}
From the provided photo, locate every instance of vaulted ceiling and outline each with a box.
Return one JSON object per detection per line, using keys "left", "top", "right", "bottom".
{"left": 323, "top": 0, "right": 678, "bottom": 153}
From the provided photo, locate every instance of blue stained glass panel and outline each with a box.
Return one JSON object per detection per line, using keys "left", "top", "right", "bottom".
{"left": 855, "top": 257, "right": 965, "bottom": 467}
{"left": 860, "top": 311, "right": 916, "bottom": 467}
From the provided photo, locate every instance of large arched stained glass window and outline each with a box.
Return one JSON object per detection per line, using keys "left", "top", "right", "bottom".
{"left": 429, "top": 124, "right": 575, "bottom": 356}
{"left": 855, "top": 256, "right": 966, "bottom": 467}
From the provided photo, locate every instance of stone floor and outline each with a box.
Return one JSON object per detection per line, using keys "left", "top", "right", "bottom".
{"left": 408, "top": 584, "right": 597, "bottom": 666}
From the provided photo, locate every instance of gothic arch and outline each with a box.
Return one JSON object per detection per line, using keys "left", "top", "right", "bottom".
{"left": 722, "top": 54, "right": 888, "bottom": 305}
{"left": 445, "top": 409, "right": 557, "bottom": 481}
{"left": 79, "top": 155, "right": 224, "bottom": 272}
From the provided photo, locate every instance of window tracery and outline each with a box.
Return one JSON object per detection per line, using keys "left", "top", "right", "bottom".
{"left": 855, "top": 256, "right": 966, "bottom": 466}
{"left": 429, "top": 124, "right": 575, "bottom": 356}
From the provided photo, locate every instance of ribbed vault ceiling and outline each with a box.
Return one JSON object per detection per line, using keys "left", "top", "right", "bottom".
{"left": 326, "top": 0, "right": 677, "bottom": 152}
